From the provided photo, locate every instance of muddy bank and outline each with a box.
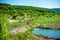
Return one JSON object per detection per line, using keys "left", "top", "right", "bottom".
{"left": 38, "top": 24, "right": 60, "bottom": 29}
{"left": 31, "top": 34, "right": 60, "bottom": 40}
{"left": 38, "top": 37, "right": 60, "bottom": 40}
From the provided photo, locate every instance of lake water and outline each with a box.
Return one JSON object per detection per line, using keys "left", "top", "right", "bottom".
{"left": 33, "top": 28, "right": 60, "bottom": 38}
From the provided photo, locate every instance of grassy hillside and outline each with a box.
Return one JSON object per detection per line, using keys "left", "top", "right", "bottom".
{"left": 0, "top": 3, "right": 60, "bottom": 40}
{"left": 0, "top": 3, "right": 60, "bottom": 24}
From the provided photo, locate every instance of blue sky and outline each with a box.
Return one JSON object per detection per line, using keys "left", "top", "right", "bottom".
{"left": 0, "top": 0, "right": 60, "bottom": 8}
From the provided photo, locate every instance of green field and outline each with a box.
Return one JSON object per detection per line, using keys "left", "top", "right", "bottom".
{"left": 0, "top": 3, "right": 60, "bottom": 40}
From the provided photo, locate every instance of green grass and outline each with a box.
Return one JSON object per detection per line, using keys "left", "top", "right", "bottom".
{"left": 0, "top": 3, "right": 60, "bottom": 40}
{"left": 1, "top": 13, "right": 60, "bottom": 40}
{"left": 30, "top": 15, "right": 60, "bottom": 24}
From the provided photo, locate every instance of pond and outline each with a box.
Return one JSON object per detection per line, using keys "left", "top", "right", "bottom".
{"left": 33, "top": 28, "right": 60, "bottom": 38}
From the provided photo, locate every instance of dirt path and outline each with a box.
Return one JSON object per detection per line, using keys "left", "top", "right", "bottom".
{"left": 9, "top": 25, "right": 30, "bottom": 35}
{"left": 9, "top": 24, "right": 40, "bottom": 35}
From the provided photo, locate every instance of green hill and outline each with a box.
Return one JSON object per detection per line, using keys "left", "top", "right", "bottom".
{"left": 0, "top": 3, "right": 60, "bottom": 40}
{"left": 0, "top": 3, "right": 60, "bottom": 24}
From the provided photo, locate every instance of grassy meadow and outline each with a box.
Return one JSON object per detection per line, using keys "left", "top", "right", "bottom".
{"left": 0, "top": 3, "right": 60, "bottom": 40}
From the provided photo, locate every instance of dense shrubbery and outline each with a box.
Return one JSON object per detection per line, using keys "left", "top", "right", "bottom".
{"left": 0, "top": 3, "right": 60, "bottom": 40}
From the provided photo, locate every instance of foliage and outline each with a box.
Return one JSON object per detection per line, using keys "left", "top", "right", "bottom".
{"left": 0, "top": 3, "right": 60, "bottom": 40}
